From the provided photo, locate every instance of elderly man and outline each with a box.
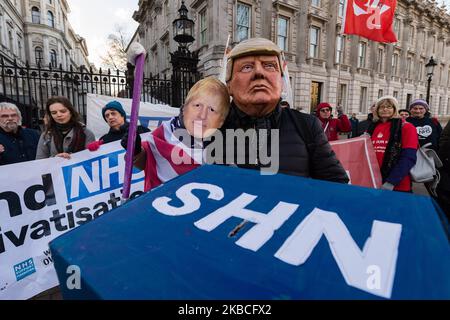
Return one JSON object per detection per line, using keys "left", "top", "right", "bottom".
{"left": 222, "top": 37, "right": 348, "bottom": 183}
{"left": 0, "top": 102, "right": 40, "bottom": 166}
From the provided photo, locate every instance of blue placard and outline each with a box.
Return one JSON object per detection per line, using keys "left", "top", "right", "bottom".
{"left": 50, "top": 165, "right": 450, "bottom": 300}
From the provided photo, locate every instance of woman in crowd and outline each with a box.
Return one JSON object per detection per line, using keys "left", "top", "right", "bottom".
{"left": 36, "top": 96, "right": 95, "bottom": 159}
{"left": 407, "top": 99, "right": 442, "bottom": 151}
{"left": 315, "top": 102, "right": 351, "bottom": 141}
{"left": 122, "top": 77, "right": 230, "bottom": 192}
{"left": 398, "top": 109, "right": 410, "bottom": 121}
{"left": 367, "top": 96, "right": 418, "bottom": 192}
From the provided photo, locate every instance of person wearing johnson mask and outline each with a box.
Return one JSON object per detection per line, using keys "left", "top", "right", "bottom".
{"left": 122, "top": 77, "right": 230, "bottom": 192}
{"left": 221, "top": 37, "right": 348, "bottom": 183}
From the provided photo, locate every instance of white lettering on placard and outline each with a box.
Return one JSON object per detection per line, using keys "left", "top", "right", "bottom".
{"left": 274, "top": 208, "right": 401, "bottom": 299}
{"left": 152, "top": 183, "right": 224, "bottom": 216}
{"left": 194, "top": 193, "right": 298, "bottom": 252}
{"left": 151, "top": 183, "right": 402, "bottom": 299}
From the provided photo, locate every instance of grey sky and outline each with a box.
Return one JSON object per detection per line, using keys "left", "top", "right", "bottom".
{"left": 67, "top": 0, "right": 139, "bottom": 68}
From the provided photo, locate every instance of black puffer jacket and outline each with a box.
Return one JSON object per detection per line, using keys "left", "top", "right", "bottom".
{"left": 219, "top": 102, "right": 349, "bottom": 183}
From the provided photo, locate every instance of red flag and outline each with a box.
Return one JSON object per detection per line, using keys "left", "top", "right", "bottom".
{"left": 343, "top": 0, "right": 397, "bottom": 43}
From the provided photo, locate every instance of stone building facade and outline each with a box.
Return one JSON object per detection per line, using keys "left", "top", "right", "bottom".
{"left": 132, "top": 0, "right": 450, "bottom": 118}
{"left": 0, "top": 0, "right": 90, "bottom": 69}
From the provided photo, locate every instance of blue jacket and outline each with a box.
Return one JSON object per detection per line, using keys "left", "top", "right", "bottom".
{"left": 0, "top": 127, "right": 40, "bottom": 166}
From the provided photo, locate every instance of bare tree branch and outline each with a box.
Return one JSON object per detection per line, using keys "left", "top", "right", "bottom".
{"left": 100, "top": 24, "right": 130, "bottom": 71}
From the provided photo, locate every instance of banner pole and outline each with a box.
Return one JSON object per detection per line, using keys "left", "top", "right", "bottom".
{"left": 122, "top": 53, "right": 145, "bottom": 204}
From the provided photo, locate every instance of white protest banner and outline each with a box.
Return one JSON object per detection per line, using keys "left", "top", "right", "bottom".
{"left": 0, "top": 135, "right": 150, "bottom": 300}
{"left": 87, "top": 93, "right": 179, "bottom": 139}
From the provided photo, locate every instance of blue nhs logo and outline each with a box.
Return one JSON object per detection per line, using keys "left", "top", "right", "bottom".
{"left": 62, "top": 150, "right": 145, "bottom": 203}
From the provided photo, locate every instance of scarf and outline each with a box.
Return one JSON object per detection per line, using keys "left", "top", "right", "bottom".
{"left": 53, "top": 122, "right": 86, "bottom": 154}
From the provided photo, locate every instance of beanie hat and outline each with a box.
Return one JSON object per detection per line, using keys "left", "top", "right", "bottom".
{"left": 408, "top": 99, "right": 429, "bottom": 112}
{"left": 226, "top": 37, "right": 283, "bottom": 82}
{"left": 316, "top": 102, "right": 332, "bottom": 117}
{"left": 102, "top": 101, "right": 126, "bottom": 121}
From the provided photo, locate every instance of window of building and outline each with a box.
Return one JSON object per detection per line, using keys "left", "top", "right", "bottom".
{"left": 35, "top": 47, "right": 43, "bottom": 65}
{"left": 433, "top": 36, "right": 436, "bottom": 53}
{"left": 311, "top": 0, "right": 320, "bottom": 7}
{"left": 393, "top": 91, "right": 398, "bottom": 98}
{"left": 8, "top": 30, "right": 14, "bottom": 53}
{"left": 277, "top": 16, "right": 288, "bottom": 51}
{"left": 422, "top": 30, "right": 427, "bottom": 50}
{"left": 50, "top": 49, "right": 57, "bottom": 67}
{"left": 439, "top": 66, "right": 443, "bottom": 85}
{"left": 439, "top": 96, "right": 443, "bottom": 115}
{"left": 0, "top": 17, "right": 3, "bottom": 46}
{"left": 448, "top": 69, "right": 450, "bottom": 87}
{"left": 376, "top": 48, "right": 384, "bottom": 73}
{"left": 47, "top": 11, "right": 54, "bottom": 28}
{"left": 359, "top": 87, "right": 367, "bottom": 113}
{"left": 309, "top": 26, "right": 320, "bottom": 58}
{"left": 338, "top": 84, "right": 347, "bottom": 110}
{"left": 394, "top": 19, "right": 401, "bottom": 41}
{"left": 409, "top": 26, "right": 415, "bottom": 46}
{"left": 406, "top": 94, "right": 412, "bottom": 108}
{"left": 236, "top": 2, "right": 251, "bottom": 42}
{"left": 338, "top": 0, "right": 345, "bottom": 18}
{"left": 199, "top": 9, "right": 207, "bottom": 46}
{"left": 392, "top": 53, "right": 399, "bottom": 76}
{"left": 336, "top": 35, "right": 344, "bottom": 64}
{"left": 358, "top": 42, "right": 366, "bottom": 68}
{"left": 17, "top": 37, "right": 22, "bottom": 59}
{"left": 378, "top": 89, "right": 383, "bottom": 98}
{"left": 406, "top": 57, "right": 412, "bottom": 79}
{"left": 32, "top": 7, "right": 40, "bottom": 24}
{"left": 419, "top": 61, "right": 424, "bottom": 81}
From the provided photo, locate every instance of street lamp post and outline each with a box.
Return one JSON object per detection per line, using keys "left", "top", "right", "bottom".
{"left": 425, "top": 56, "right": 437, "bottom": 105}
{"left": 171, "top": 1, "right": 199, "bottom": 108}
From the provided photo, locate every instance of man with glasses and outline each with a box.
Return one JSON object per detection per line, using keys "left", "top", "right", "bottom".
{"left": 0, "top": 102, "right": 40, "bottom": 166}
{"left": 315, "top": 102, "right": 351, "bottom": 141}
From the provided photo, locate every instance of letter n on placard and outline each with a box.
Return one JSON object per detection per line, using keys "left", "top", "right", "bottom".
{"left": 274, "top": 208, "right": 402, "bottom": 299}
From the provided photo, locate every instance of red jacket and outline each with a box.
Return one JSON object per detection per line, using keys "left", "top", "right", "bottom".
{"left": 316, "top": 103, "right": 352, "bottom": 141}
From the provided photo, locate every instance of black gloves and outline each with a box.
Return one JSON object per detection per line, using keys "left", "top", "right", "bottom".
{"left": 121, "top": 131, "right": 142, "bottom": 154}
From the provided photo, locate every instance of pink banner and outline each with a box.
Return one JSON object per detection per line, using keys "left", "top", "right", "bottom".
{"left": 330, "top": 136, "right": 382, "bottom": 189}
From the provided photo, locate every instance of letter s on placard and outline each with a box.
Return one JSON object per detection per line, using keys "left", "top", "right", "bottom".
{"left": 152, "top": 183, "right": 224, "bottom": 216}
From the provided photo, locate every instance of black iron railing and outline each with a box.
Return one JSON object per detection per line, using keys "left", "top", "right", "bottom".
{"left": 0, "top": 57, "right": 199, "bottom": 128}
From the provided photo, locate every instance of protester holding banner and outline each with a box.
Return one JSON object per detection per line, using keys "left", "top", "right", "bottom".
{"left": 367, "top": 96, "right": 418, "bottom": 192}
{"left": 222, "top": 37, "right": 348, "bottom": 183}
{"left": 87, "top": 100, "right": 150, "bottom": 151}
{"left": 0, "top": 102, "right": 40, "bottom": 166}
{"left": 122, "top": 77, "right": 230, "bottom": 192}
{"left": 36, "top": 96, "right": 95, "bottom": 159}
{"left": 315, "top": 102, "right": 351, "bottom": 141}
{"left": 407, "top": 99, "right": 442, "bottom": 152}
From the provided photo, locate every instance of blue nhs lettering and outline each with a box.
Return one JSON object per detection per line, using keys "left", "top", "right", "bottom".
{"left": 62, "top": 150, "right": 145, "bottom": 202}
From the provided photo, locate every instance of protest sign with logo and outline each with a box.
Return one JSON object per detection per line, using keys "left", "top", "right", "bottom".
{"left": 0, "top": 137, "right": 149, "bottom": 300}
{"left": 51, "top": 165, "right": 450, "bottom": 299}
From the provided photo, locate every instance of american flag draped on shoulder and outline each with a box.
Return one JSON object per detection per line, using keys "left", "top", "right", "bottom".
{"left": 141, "top": 119, "right": 202, "bottom": 191}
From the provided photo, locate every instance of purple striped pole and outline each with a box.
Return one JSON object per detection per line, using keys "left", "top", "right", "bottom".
{"left": 122, "top": 53, "right": 145, "bottom": 202}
